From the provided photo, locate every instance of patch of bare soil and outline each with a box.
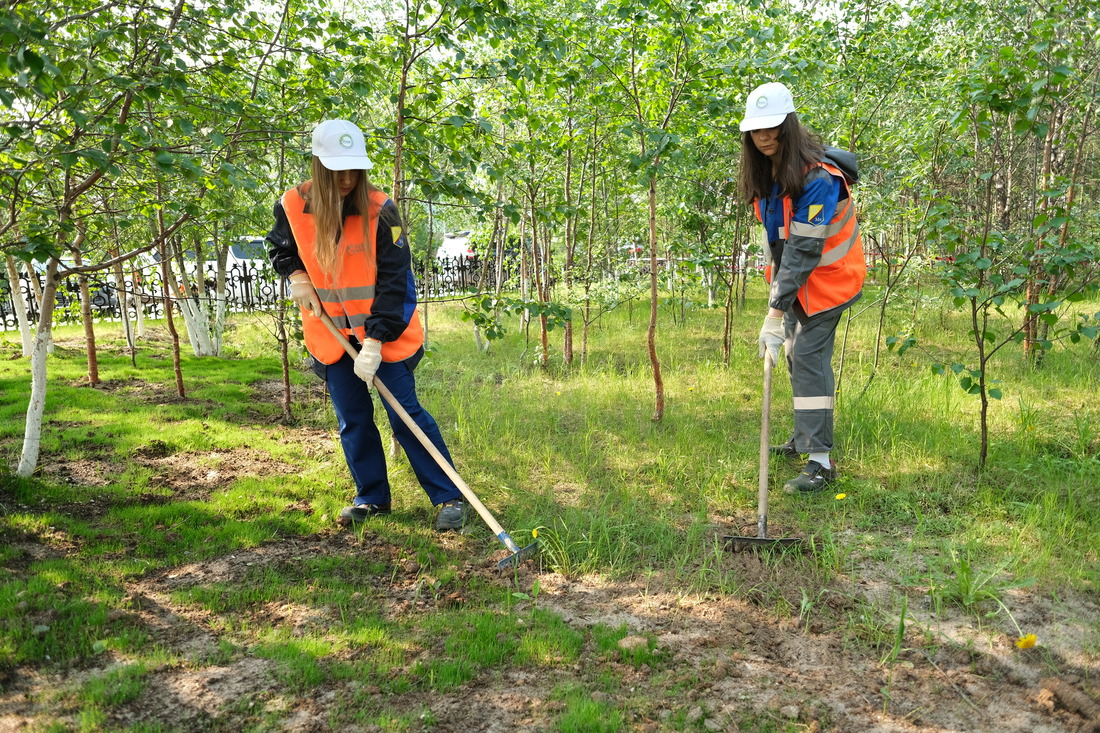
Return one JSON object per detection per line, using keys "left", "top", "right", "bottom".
{"left": 33, "top": 447, "right": 303, "bottom": 520}
{"left": 0, "top": 530, "right": 1096, "bottom": 732}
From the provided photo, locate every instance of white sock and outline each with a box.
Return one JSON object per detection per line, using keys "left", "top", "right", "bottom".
{"left": 809, "top": 452, "right": 831, "bottom": 468}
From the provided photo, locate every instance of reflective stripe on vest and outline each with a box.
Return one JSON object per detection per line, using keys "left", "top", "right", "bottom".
{"left": 758, "top": 162, "right": 866, "bottom": 317}
{"left": 282, "top": 184, "right": 424, "bottom": 365}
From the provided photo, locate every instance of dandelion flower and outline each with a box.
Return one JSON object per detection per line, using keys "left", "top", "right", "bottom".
{"left": 532, "top": 528, "right": 539, "bottom": 539}
{"left": 555, "top": 391, "right": 561, "bottom": 396}
{"left": 1016, "top": 634, "right": 1037, "bottom": 649}
{"left": 835, "top": 493, "right": 847, "bottom": 500}
{"left": 688, "top": 387, "right": 695, "bottom": 391}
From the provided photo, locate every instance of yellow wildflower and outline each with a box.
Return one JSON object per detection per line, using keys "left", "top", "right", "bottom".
{"left": 532, "top": 528, "right": 539, "bottom": 539}
{"left": 835, "top": 493, "right": 847, "bottom": 500}
{"left": 1015, "top": 634, "right": 1037, "bottom": 649}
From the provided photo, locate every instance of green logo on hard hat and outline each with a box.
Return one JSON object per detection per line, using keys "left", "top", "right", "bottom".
{"left": 339, "top": 134, "right": 354, "bottom": 148}
{"left": 756, "top": 96, "right": 768, "bottom": 109}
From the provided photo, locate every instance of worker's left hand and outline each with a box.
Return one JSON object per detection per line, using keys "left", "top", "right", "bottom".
{"left": 758, "top": 316, "right": 785, "bottom": 364}
{"left": 353, "top": 338, "right": 383, "bottom": 386}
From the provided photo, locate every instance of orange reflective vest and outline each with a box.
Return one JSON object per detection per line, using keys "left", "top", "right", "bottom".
{"left": 757, "top": 162, "right": 866, "bottom": 317}
{"left": 281, "top": 184, "right": 424, "bottom": 365}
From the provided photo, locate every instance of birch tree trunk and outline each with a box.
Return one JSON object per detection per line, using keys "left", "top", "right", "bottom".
{"left": 647, "top": 171, "right": 664, "bottom": 421}
{"left": 72, "top": 240, "right": 101, "bottom": 386}
{"left": 158, "top": 242, "right": 186, "bottom": 398}
{"left": 23, "top": 261, "right": 53, "bottom": 355}
{"left": 212, "top": 240, "right": 229, "bottom": 357}
{"left": 5, "top": 256, "right": 32, "bottom": 355}
{"left": 109, "top": 249, "right": 136, "bottom": 365}
{"left": 17, "top": 259, "right": 61, "bottom": 477}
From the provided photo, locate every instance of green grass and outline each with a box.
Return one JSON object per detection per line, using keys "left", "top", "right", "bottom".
{"left": 0, "top": 280, "right": 1098, "bottom": 729}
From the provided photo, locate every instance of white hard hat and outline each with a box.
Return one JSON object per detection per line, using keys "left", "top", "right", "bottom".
{"left": 311, "top": 119, "right": 374, "bottom": 171}
{"left": 739, "top": 82, "right": 796, "bottom": 132}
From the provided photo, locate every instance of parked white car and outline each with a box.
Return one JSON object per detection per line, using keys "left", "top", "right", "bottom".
{"left": 435, "top": 231, "right": 474, "bottom": 262}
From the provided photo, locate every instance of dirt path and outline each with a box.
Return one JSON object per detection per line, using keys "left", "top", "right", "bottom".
{"left": 1, "top": 532, "right": 1096, "bottom": 732}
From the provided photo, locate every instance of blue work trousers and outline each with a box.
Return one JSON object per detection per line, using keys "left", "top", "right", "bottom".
{"left": 322, "top": 351, "right": 461, "bottom": 508}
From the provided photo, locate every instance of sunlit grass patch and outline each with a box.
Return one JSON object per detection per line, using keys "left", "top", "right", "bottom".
{"left": 78, "top": 661, "right": 150, "bottom": 707}
{"left": 553, "top": 682, "right": 627, "bottom": 732}
{"left": 514, "top": 609, "right": 585, "bottom": 667}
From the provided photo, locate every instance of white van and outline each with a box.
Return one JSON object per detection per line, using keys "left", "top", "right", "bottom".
{"left": 435, "top": 231, "right": 474, "bottom": 262}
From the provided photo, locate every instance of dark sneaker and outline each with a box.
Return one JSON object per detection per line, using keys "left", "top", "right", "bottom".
{"left": 434, "top": 500, "right": 468, "bottom": 531}
{"left": 337, "top": 503, "right": 391, "bottom": 526}
{"left": 769, "top": 441, "right": 800, "bottom": 459}
{"left": 783, "top": 460, "right": 836, "bottom": 494}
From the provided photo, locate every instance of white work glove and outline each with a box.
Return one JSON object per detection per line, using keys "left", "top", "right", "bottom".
{"left": 758, "top": 316, "right": 785, "bottom": 364}
{"left": 288, "top": 273, "right": 322, "bottom": 317}
{"left": 353, "top": 338, "right": 383, "bottom": 386}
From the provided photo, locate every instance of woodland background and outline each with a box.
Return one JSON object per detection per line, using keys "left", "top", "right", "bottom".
{"left": 1, "top": 1, "right": 1100, "bottom": 729}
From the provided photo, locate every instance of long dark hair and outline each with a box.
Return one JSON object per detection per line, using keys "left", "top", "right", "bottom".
{"left": 737, "top": 112, "right": 825, "bottom": 204}
{"left": 302, "top": 159, "right": 380, "bottom": 276}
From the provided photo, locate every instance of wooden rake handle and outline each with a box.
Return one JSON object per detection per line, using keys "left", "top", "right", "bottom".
{"left": 757, "top": 350, "right": 775, "bottom": 539}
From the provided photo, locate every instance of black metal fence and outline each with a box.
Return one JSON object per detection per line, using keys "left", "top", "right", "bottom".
{"left": 0, "top": 256, "right": 493, "bottom": 331}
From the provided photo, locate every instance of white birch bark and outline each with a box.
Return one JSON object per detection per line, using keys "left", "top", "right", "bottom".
{"left": 5, "top": 255, "right": 32, "bottom": 355}
{"left": 133, "top": 267, "right": 146, "bottom": 338}
{"left": 22, "top": 261, "right": 53, "bottom": 354}
{"left": 177, "top": 293, "right": 216, "bottom": 355}
{"left": 17, "top": 259, "right": 60, "bottom": 477}
{"left": 212, "top": 246, "right": 229, "bottom": 357}
{"left": 163, "top": 248, "right": 216, "bottom": 356}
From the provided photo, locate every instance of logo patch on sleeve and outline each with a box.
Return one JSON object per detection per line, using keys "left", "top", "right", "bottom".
{"left": 391, "top": 226, "right": 405, "bottom": 248}
{"left": 808, "top": 204, "right": 823, "bottom": 224}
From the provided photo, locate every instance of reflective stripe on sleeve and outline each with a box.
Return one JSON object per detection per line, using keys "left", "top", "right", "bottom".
{"left": 789, "top": 221, "right": 829, "bottom": 238}
{"left": 791, "top": 202, "right": 855, "bottom": 239}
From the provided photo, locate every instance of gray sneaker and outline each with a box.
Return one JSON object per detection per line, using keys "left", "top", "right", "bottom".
{"left": 434, "top": 500, "right": 468, "bottom": 531}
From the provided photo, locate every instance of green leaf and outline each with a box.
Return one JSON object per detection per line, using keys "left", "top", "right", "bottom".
{"left": 19, "top": 48, "right": 43, "bottom": 75}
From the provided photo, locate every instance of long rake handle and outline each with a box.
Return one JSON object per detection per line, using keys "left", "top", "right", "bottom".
{"left": 758, "top": 351, "right": 775, "bottom": 539}
{"left": 317, "top": 312, "right": 522, "bottom": 553}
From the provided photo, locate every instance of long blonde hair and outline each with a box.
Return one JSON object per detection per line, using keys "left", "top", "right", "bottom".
{"left": 303, "top": 158, "right": 378, "bottom": 276}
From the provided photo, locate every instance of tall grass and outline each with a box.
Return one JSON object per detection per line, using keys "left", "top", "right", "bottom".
{"left": 2, "top": 285, "right": 1096, "bottom": 593}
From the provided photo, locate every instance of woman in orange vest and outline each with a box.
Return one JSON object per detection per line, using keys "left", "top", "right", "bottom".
{"left": 738, "top": 82, "right": 866, "bottom": 494}
{"left": 267, "top": 119, "right": 467, "bottom": 530}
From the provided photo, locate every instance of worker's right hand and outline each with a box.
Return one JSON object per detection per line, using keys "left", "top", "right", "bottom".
{"left": 758, "top": 315, "right": 785, "bottom": 364}
{"left": 289, "top": 274, "right": 322, "bottom": 317}
{"left": 353, "top": 338, "right": 383, "bottom": 386}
